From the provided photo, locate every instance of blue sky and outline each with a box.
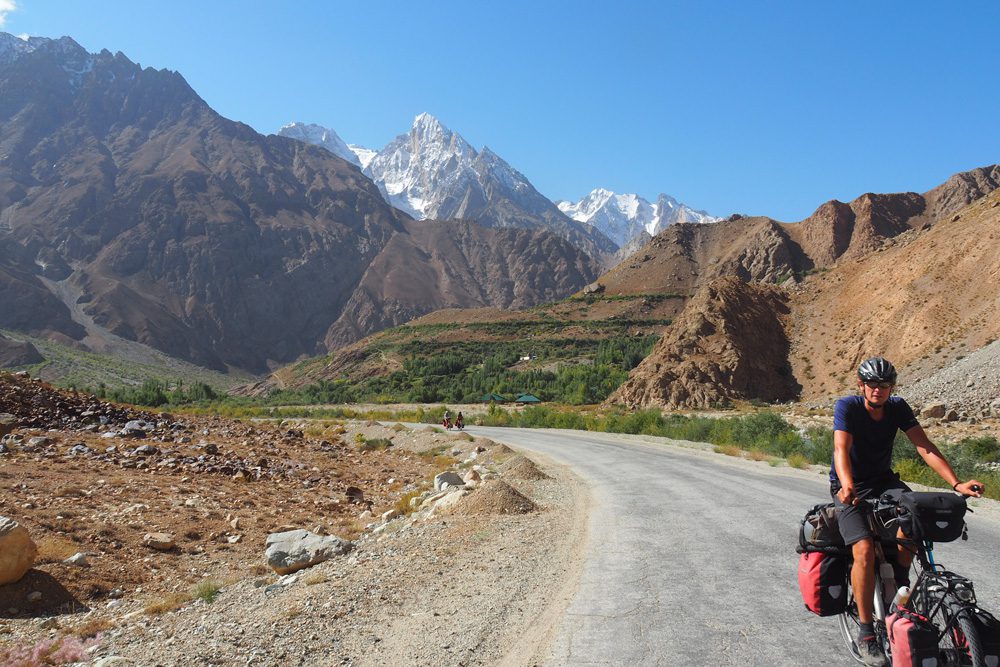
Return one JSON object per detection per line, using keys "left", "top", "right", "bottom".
{"left": 3, "top": 1, "right": 998, "bottom": 221}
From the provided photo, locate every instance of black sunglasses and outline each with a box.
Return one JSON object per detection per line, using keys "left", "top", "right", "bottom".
{"left": 863, "top": 381, "right": 894, "bottom": 389}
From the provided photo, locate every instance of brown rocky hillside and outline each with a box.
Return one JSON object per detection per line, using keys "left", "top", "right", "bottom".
{"left": 788, "top": 186, "right": 1000, "bottom": 400}
{"left": 608, "top": 180, "right": 1000, "bottom": 410}
{"left": 607, "top": 276, "right": 797, "bottom": 409}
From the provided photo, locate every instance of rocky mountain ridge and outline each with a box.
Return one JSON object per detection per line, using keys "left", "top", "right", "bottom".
{"left": 263, "top": 165, "right": 1000, "bottom": 412}
{"left": 0, "top": 33, "right": 600, "bottom": 375}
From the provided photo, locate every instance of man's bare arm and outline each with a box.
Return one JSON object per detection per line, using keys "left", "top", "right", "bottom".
{"left": 905, "top": 425, "right": 984, "bottom": 497}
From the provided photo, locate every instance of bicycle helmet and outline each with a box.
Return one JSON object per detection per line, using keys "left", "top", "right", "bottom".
{"left": 857, "top": 357, "right": 897, "bottom": 384}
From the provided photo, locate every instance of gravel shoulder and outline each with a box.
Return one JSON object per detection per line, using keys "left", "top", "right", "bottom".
{"left": 1, "top": 405, "right": 590, "bottom": 666}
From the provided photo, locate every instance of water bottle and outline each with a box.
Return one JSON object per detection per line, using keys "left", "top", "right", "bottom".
{"left": 893, "top": 586, "right": 912, "bottom": 608}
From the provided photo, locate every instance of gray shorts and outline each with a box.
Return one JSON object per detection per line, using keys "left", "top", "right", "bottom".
{"left": 830, "top": 472, "right": 911, "bottom": 546}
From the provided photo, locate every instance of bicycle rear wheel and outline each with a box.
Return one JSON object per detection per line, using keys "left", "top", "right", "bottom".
{"left": 839, "top": 582, "right": 889, "bottom": 664}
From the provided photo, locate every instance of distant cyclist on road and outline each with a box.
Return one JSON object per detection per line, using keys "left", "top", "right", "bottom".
{"left": 831, "top": 356, "right": 984, "bottom": 667}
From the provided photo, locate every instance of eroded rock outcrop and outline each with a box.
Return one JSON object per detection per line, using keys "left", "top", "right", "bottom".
{"left": 607, "top": 276, "right": 798, "bottom": 409}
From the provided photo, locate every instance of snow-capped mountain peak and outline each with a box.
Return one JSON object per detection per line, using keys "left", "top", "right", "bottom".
{"left": 361, "top": 113, "right": 481, "bottom": 219}
{"left": 559, "top": 189, "right": 719, "bottom": 247}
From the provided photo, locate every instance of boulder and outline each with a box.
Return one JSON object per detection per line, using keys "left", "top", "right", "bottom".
{"left": 429, "top": 489, "right": 469, "bottom": 515}
{"left": 0, "top": 516, "right": 37, "bottom": 585}
{"left": 434, "top": 471, "right": 465, "bottom": 491}
{"left": 143, "top": 532, "right": 175, "bottom": 550}
{"left": 0, "top": 413, "right": 16, "bottom": 439}
{"left": 921, "top": 403, "right": 947, "bottom": 419}
{"left": 265, "top": 529, "right": 353, "bottom": 575}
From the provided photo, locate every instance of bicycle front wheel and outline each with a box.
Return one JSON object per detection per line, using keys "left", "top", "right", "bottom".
{"left": 918, "top": 599, "right": 986, "bottom": 667}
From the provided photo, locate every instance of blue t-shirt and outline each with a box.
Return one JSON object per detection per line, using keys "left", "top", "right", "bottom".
{"left": 829, "top": 395, "right": 919, "bottom": 484}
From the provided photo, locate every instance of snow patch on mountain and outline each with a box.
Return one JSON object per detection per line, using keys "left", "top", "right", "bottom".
{"left": 0, "top": 32, "right": 49, "bottom": 64}
{"left": 278, "top": 122, "right": 361, "bottom": 168}
{"left": 348, "top": 144, "right": 377, "bottom": 169}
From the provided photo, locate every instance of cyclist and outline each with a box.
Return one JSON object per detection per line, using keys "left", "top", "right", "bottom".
{"left": 831, "top": 356, "right": 984, "bottom": 666}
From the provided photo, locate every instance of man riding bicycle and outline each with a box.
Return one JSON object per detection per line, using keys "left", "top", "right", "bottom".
{"left": 831, "top": 356, "right": 984, "bottom": 666}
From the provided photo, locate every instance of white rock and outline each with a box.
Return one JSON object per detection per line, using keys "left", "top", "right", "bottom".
{"left": 64, "top": 552, "right": 89, "bottom": 566}
{"left": 265, "top": 530, "right": 354, "bottom": 575}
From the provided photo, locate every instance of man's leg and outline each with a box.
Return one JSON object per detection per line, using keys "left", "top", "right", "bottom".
{"left": 852, "top": 537, "right": 876, "bottom": 623}
{"left": 895, "top": 528, "right": 915, "bottom": 586}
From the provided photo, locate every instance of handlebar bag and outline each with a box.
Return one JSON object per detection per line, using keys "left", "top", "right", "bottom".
{"left": 797, "top": 503, "right": 847, "bottom": 554}
{"left": 797, "top": 551, "right": 848, "bottom": 616}
{"left": 899, "top": 492, "right": 967, "bottom": 542}
{"left": 887, "top": 608, "right": 940, "bottom": 667}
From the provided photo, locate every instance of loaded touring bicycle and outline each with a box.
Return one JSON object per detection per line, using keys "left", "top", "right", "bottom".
{"left": 797, "top": 488, "right": 1000, "bottom": 666}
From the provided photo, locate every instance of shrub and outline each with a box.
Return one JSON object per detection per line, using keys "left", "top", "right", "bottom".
{"left": 787, "top": 453, "right": 810, "bottom": 469}
{"left": 804, "top": 427, "right": 834, "bottom": 465}
{"left": 0, "top": 634, "right": 102, "bottom": 666}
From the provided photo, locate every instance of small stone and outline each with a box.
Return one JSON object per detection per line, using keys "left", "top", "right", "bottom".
{"left": 27, "top": 591, "right": 42, "bottom": 602}
{"left": 64, "top": 552, "right": 89, "bottom": 566}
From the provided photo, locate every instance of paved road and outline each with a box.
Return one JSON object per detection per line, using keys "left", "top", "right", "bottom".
{"left": 468, "top": 426, "right": 1000, "bottom": 667}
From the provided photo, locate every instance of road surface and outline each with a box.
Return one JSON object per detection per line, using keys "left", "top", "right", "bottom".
{"left": 468, "top": 426, "right": 1000, "bottom": 667}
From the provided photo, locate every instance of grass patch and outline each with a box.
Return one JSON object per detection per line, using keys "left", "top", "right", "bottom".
{"left": 192, "top": 580, "right": 222, "bottom": 603}
{"left": 144, "top": 591, "right": 192, "bottom": 615}
{"left": 301, "top": 571, "right": 328, "bottom": 586}
{"left": 747, "top": 449, "right": 769, "bottom": 461}
{"left": 35, "top": 536, "right": 81, "bottom": 563}
{"left": 70, "top": 617, "right": 113, "bottom": 639}
{"left": 394, "top": 490, "right": 424, "bottom": 516}
{"left": 357, "top": 437, "right": 392, "bottom": 452}
{"left": 714, "top": 445, "right": 742, "bottom": 457}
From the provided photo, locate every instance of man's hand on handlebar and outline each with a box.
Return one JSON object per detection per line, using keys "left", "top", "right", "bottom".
{"left": 955, "top": 480, "right": 985, "bottom": 498}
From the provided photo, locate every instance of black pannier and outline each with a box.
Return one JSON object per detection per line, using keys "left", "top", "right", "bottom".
{"left": 797, "top": 503, "right": 847, "bottom": 554}
{"left": 899, "top": 492, "right": 967, "bottom": 543}
{"left": 968, "top": 608, "right": 1000, "bottom": 667}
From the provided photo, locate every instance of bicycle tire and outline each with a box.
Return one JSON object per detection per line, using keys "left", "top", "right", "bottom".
{"left": 914, "top": 594, "right": 986, "bottom": 667}
{"left": 838, "top": 590, "right": 865, "bottom": 664}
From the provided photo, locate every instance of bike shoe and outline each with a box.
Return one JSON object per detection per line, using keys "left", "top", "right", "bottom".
{"left": 857, "top": 635, "right": 887, "bottom": 667}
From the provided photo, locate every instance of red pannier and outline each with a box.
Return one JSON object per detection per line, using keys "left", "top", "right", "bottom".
{"left": 886, "top": 607, "right": 940, "bottom": 667}
{"left": 797, "top": 551, "right": 848, "bottom": 616}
